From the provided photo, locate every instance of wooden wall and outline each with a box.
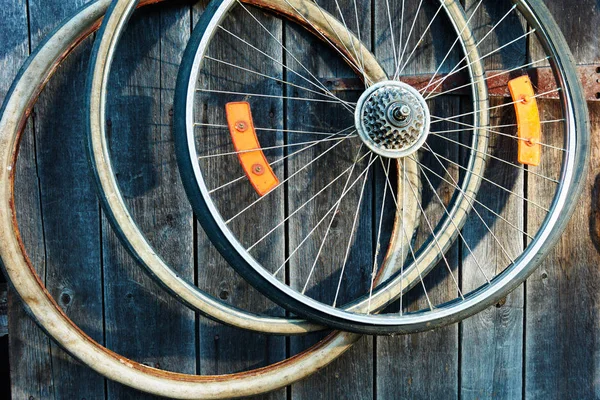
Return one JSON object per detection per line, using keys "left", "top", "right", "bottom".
{"left": 1, "top": 0, "right": 599, "bottom": 398}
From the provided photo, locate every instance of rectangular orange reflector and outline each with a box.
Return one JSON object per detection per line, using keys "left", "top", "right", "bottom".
{"left": 225, "top": 101, "right": 279, "bottom": 196}
{"left": 508, "top": 76, "right": 542, "bottom": 166}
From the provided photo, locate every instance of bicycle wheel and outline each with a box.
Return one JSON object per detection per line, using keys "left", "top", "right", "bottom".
{"left": 175, "top": 0, "right": 589, "bottom": 334}
{"left": 0, "top": 0, "right": 411, "bottom": 397}
{"left": 86, "top": 0, "right": 426, "bottom": 335}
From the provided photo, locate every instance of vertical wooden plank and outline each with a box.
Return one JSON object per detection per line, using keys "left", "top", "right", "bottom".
{"left": 374, "top": 2, "right": 460, "bottom": 398}
{"left": 192, "top": 3, "right": 287, "bottom": 399}
{"left": 525, "top": 1, "right": 600, "bottom": 398}
{"left": 3, "top": 1, "right": 56, "bottom": 399}
{"left": 12, "top": 0, "right": 107, "bottom": 397}
{"left": 286, "top": 2, "right": 374, "bottom": 399}
{"left": 102, "top": 4, "right": 197, "bottom": 399}
{"left": 460, "top": 2, "right": 525, "bottom": 399}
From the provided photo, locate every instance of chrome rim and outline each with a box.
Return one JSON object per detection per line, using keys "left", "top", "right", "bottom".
{"left": 175, "top": 0, "right": 587, "bottom": 334}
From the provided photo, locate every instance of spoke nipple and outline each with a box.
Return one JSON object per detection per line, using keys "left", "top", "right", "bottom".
{"left": 235, "top": 121, "right": 248, "bottom": 132}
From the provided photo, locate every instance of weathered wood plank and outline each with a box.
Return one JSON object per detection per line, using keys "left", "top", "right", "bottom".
{"left": 375, "top": 112, "right": 461, "bottom": 400}
{"left": 374, "top": 2, "right": 460, "bottom": 398}
{"left": 0, "top": 284, "right": 6, "bottom": 337}
{"left": 525, "top": 1, "right": 600, "bottom": 397}
{"left": 285, "top": 1, "right": 374, "bottom": 398}
{"left": 10, "top": 0, "right": 107, "bottom": 397}
{"left": 460, "top": 2, "right": 525, "bottom": 399}
{"left": 102, "top": 4, "right": 197, "bottom": 399}
{"left": 1, "top": 1, "right": 56, "bottom": 398}
{"left": 192, "top": 3, "right": 287, "bottom": 399}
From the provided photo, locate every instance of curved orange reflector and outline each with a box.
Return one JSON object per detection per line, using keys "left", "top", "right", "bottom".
{"left": 508, "top": 76, "right": 541, "bottom": 166}
{"left": 226, "top": 101, "right": 279, "bottom": 196}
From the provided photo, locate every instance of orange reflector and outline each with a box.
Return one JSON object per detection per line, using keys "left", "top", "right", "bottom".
{"left": 508, "top": 76, "right": 542, "bottom": 166}
{"left": 225, "top": 102, "right": 279, "bottom": 196}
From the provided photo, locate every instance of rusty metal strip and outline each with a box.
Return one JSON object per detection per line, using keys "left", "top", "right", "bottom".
{"left": 320, "top": 65, "right": 600, "bottom": 101}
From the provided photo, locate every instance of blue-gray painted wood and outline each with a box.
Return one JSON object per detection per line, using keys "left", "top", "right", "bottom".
{"left": 3, "top": 1, "right": 600, "bottom": 399}
{"left": 2, "top": 1, "right": 56, "bottom": 398}
{"left": 102, "top": 4, "right": 197, "bottom": 399}
{"left": 9, "top": 0, "right": 107, "bottom": 398}
{"left": 525, "top": 2, "right": 600, "bottom": 398}
{"left": 459, "top": 2, "right": 525, "bottom": 399}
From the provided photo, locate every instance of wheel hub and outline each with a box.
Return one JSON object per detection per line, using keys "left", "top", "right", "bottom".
{"left": 355, "top": 81, "right": 430, "bottom": 158}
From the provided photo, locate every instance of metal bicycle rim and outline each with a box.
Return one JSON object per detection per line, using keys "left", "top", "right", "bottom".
{"left": 178, "top": 0, "right": 588, "bottom": 334}
{"left": 177, "top": 0, "right": 493, "bottom": 333}
{"left": 86, "top": 0, "right": 429, "bottom": 334}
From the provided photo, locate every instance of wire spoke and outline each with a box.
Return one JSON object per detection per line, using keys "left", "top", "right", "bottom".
{"left": 367, "top": 158, "right": 391, "bottom": 314}
{"left": 420, "top": 144, "right": 533, "bottom": 242}
{"left": 421, "top": 0, "right": 484, "bottom": 90}
{"left": 396, "top": 3, "right": 444, "bottom": 78}
{"left": 311, "top": 0, "right": 363, "bottom": 71}
{"left": 393, "top": 0, "right": 425, "bottom": 80}
{"left": 198, "top": 136, "right": 352, "bottom": 160}
{"left": 422, "top": 3, "right": 519, "bottom": 94}
{"left": 195, "top": 122, "right": 355, "bottom": 137}
{"left": 208, "top": 126, "right": 355, "bottom": 193}
{"left": 400, "top": 157, "right": 406, "bottom": 315}
{"left": 430, "top": 119, "right": 567, "bottom": 152}
{"left": 196, "top": 88, "right": 352, "bottom": 104}
{"left": 249, "top": 150, "right": 372, "bottom": 252}
{"left": 405, "top": 163, "right": 464, "bottom": 299}
{"left": 426, "top": 56, "right": 550, "bottom": 100}
{"left": 217, "top": 25, "right": 348, "bottom": 108}
{"left": 204, "top": 56, "right": 353, "bottom": 106}
{"left": 430, "top": 133, "right": 559, "bottom": 183}
{"left": 331, "top": 0, "right": 368, "bottom": 83}
{"left": 378, "top": 157, "right": 398, "bottom": 206}
{"left": 424, "top": 28, "right": 534, "bottom": 97}
{"left": 230, "top": 2, "right": 357, "bottom": 111}
{"left": 281, "top": 0, "right": 373, "bottom": 87}
{"left": 376, "top": 156, "right": 434, "bottom": 311}
{"left": 226, "top": 131, "right": 355, "bottom": 223}
{"left": 350, "top": 0, "right": 367, "bottom": 85}
{"left": 415, "top": 159, "right": 490, "bottom": 283}
{"left": 333, "top": 153, "right": 374, "bottom": 307}
{"left": 430, "top": 88, "right": 560, "bottom": 123}
{"left": 422, "top": 145, "right": 549, "bottom": 212}
{"left": 393, "top": 158, "right": 434, "bottom": 311}
{"left": 300, "top": 146, "right": 372, "bottom": 290}
{"left": 384, "top": 0, "right": 398, "bottom": 72}
{"left": 414, "top": 149, "right": 516, "bottom": 265}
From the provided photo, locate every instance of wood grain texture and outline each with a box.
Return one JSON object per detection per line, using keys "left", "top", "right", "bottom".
{"left": 3, "top": 1, "right": 57, "bottom": 399}
{"left": 102, "top": 4, "right": 197, "bottom": 399}
{"left": 3, "top": 0, "right": 600, "bottom": 399}
{"left": 285, "top": 1, "right": 374, "bottom": 398}
{"left": 459, "top": 2, "right": 525, "bottom": 399}
{"left": 374, "top": 1, "right": 460, "bottom": 398}
{"left": 11, "top": 0, "right": 107, "bottom": 398}
{"left": 192, "top": 3, "right": 287, "bottom": 399}
{"left": 525, "top": 1, "right": 600, "bottom": 398}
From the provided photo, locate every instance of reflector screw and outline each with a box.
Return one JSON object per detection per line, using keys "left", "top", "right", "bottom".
{"left": 252, "top": 164, "right": 265, "bottom": 175}
{"left": 235, "top": 121, "right": 248, "bottom": 132}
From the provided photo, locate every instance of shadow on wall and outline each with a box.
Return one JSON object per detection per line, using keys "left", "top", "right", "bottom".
{"left": 0, "top": 335, "right": 9, "bottom": 398}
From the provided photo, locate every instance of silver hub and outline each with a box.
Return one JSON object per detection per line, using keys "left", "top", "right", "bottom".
{"left": 355, "top": 81, "right": 430, "bottom": 159}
